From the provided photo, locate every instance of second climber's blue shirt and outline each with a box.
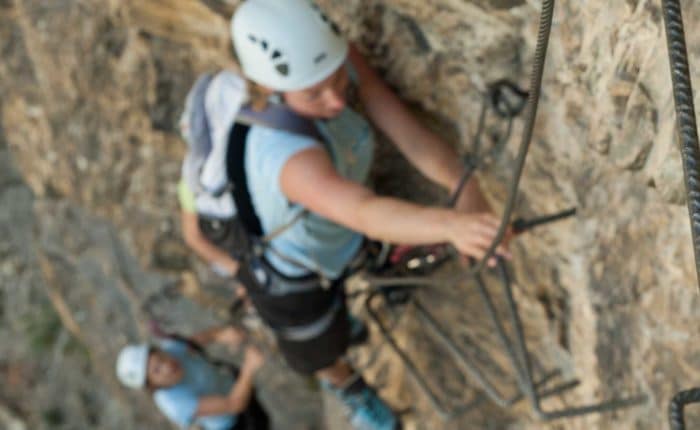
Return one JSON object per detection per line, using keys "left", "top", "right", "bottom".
{"left": 152, "top": 339, "right": 237, "bottom": 430}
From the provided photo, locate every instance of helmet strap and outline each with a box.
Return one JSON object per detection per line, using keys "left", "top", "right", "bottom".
{"left": 268, "top": 92, "right": 283, "bottom": 105}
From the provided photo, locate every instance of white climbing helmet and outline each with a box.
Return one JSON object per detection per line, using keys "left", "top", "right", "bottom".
{"left": 116, "top": 344, "right": 149, "bottom": 389}
{"left": 231, "top": 0, "right": 349, "bottom": 92}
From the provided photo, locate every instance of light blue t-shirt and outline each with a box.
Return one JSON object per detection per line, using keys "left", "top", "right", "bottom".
{"left": 245, "top": 106, "right": 375, "bottom": 279}
{"left": 153, "top": 339, "right": 237, "bottom": 430}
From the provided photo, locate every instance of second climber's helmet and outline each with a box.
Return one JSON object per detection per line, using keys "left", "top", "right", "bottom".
{"left": 116, "top": 344, "right": 149, "bottom": 389}
{"left": 231, "top": 0, "right": 348, "bottom": 92}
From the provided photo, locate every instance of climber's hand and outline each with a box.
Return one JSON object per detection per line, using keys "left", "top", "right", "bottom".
{"left": 447, "top": 212, "right": 511, "bottom": 266}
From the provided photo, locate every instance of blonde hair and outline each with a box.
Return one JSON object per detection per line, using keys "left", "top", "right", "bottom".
{"left": 247, "top": 80, "right": 273, "bottom": 111}
{"left": 228, "top": 45, "right": 271, "bottom": 112}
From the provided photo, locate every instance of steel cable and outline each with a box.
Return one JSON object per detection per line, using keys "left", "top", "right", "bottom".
{"left": 662, "top": 0, "right": 700, "bottom": 285}
{"left": 470, "top": 0, "right": 555, "bottom": 274}
{"left": 669, "top": 388, "right": 700, "bottom": 430}
{"left": 660, "top": 0, "right": 700, "bottom": 427}
{"left": 360, "top": 0, "right": 555, "bottom": 290}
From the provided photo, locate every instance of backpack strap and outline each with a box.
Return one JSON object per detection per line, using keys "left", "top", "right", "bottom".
{"left": 227, "top": 123, "right": 264, "bottom": 237}
{"left": 237, "top": 104, "right": 323, "bottom": 142}
{"left": 227, "top": 118, "right": 332, "bottom": 284}
{"left": 228, "top": 102, "right": 327, "bottom": 242}
{"left": 226, "top": 120, "right": 310, "bottom": 242}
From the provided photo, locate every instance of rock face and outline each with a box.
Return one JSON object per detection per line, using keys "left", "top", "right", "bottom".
{"left": 2, "top": 0, "right": 700, "bottom": 429}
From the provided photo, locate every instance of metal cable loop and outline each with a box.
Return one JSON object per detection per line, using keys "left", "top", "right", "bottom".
{"left": 361, "top": 0, "right": 555, "bottom": 289}
{"left": 669, "top": 388, "right": 700, "bottom": 430}
{"left": 471, "top": 0, "right": 555, "bottom": 274}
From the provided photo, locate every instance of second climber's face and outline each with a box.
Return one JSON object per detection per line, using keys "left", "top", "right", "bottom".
{"left": 283, "top": 65, "right": 350, "bottom": 119}
{"left": 146, "top": 349, "right": 183, "bottom": 388}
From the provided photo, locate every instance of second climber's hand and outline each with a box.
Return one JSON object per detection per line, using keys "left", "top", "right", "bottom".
{"left": 211, "top": 257, "right": 240, "bottom": 279}
{"left": 447, "top": 212, "right": 512, "bottom": 266}
{"left": 215, "top": 326, "right": 246, "bottom": 348}
{"left": 242, "top": 345, "right": 265, "bottom": 375}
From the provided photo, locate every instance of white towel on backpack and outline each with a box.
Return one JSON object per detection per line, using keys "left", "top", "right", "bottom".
{"left": 199, "top": 71, "right": 249, "bottom": 195}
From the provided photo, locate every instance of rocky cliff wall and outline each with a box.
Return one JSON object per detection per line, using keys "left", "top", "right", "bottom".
{"left": 2, "top": 0, "right": 700, "bottom": 429}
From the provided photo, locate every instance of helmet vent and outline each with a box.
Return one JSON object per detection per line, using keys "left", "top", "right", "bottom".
{"left": 314, "top": 52, "right": 327, "bottom": 64}
{"left": 248, "top": 34, "right": 288, "bottom": 76}
{"left": 276, "top": 63, "right": 290, "bottom": 76}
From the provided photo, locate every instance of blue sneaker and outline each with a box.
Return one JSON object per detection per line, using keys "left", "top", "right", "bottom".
{"left": 324, "top": 378, "right": 400, "bottom": 430}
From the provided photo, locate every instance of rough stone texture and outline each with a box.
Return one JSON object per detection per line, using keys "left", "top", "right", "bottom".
{"left": 0, "top": 135, "right": 324, "bottom": 429}
{"left": 2, "top": 0, "right": 700, "bottom": 429}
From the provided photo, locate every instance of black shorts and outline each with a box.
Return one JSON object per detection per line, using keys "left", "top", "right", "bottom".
{"left": 276, "top": 299, "right": 350, "bottom": 374}
{"left": 238, "top": 262, "right": 351, "bottom": 375}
